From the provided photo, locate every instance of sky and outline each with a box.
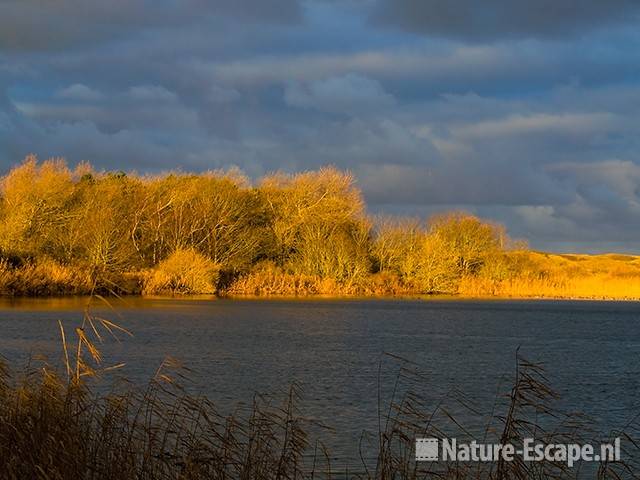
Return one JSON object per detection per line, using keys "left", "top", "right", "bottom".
{"left": 1, "top": 0, "right": 639, "bottom": 252}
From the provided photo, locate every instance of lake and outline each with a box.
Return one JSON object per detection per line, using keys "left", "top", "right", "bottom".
{"left": 1, "top": 297, "right": 639, "bottom": 468}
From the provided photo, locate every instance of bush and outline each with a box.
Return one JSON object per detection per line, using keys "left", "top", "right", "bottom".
{"left": 0, "top": 258, "right": 93, "bottom": 296}
{"left": 226, "top": 261, "right": 327, "bottom": 295}
{"left": 143, "top": 249, "right": 220, "bottom": 295}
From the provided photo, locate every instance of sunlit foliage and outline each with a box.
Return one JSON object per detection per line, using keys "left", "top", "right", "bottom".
{"left": 143, "top": 248, "right": 220, "bottom": 295}
{"left": 1, "top": 156, "right": 638, "bottom": 298}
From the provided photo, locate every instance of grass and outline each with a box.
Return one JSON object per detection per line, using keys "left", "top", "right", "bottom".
{"left": 459, "top": 251, "right": 640, "bottom": 300}
{"left": 226, "top": 261, "right": 347, "bottom": 296}
{"left": 4, "top": 251, "right": 640, "bottom": 301}
{"left": 224, "top": 251, "right": 640, "bottom": 300}
{"left": 226, "top": 263, "right": 419, "bottom": 297}
{"left": 0, "top": 258, "right": 94, "bottom": 296}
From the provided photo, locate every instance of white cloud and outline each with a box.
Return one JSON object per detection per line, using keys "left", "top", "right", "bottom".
{"left": 56, "top": 84, "right": 104, "bottom": 101}
{"left": 126, "top": 85, "right": 177, "bottom": 102}
{"left": 451, "top": 112, "right": 619, "bottom": 139}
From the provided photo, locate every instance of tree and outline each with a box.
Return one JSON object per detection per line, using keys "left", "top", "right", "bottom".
{"left": 134, "top": 171, "right": 268, "bottom": 270}
{"left": 260, "top": 167, "right": 370, "bottom": 283}
{"left": 372, "top": 216, "right": 424, "bottom": 278}
{"left": 0, "top": 156, "right": 77, "bottom": 259}
{"left": 428, "top": 212, "right": 505, "bottom": 276}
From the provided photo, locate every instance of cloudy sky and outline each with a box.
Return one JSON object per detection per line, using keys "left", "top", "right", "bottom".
{"left": 1, "top": 0, "right": 639, "bottom": 252}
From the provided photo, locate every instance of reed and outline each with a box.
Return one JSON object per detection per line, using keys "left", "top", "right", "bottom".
{"left": 0, "top": 258, "right": 94, "bottom": 296}
{"left": 460, "top": 252, "right": 640, "bottom": 300}
{"left": 2, "top": 356, "right": 638, "bottom": 479}
{"left": 0, "top": 359, "right": 323, "bottom": 480}
{"left": 459, "top": 274, "right": 640, "bottom": 300}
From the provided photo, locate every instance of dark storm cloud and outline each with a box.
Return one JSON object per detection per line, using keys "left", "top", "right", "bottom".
{"left": 1, "top": 0, "right": 640, "bottom": 251}
{"left": 0, "top": 0, "right": 301, "bottom": 51}
{"left": 371, "top": 0, "right": 640, "bottom": 40}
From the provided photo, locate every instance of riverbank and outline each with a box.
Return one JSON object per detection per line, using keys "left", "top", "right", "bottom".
{"left": 2, "top": 251, "right": 640, "bottom": 300}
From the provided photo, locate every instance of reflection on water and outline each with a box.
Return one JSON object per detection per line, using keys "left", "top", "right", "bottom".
{"left": 1, "top": 296, "right": 640, "bottom": 464}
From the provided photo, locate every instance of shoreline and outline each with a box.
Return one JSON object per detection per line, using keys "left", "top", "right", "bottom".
{"left": 1, "top": 291, "right": 639, "bottom": 303}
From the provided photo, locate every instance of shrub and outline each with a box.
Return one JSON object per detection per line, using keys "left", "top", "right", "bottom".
{"left": 143, "top": 249, "right": 220, "bottom": 295}
{"left": 226, "top": 261, "right": 326, "bottom": 295}
{"left": 0, "top": 258, "right": 93, "bottom": 296}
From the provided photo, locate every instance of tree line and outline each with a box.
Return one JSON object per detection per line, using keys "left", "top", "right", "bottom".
{"left": 2, "top": 155, "right": 615, "bottom": 298}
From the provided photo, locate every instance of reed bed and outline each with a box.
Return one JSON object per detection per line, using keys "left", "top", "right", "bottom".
{"left": 459, "top": 252, "right": 640, "bottom": 300}
{"left": 459, "top": 274, "right": 640, "bottom": 300}
{"left": 5, "top": 252, "right": 640, "bottom": 300}
{"left": 1, "top": 351, "right": 638, "bottom": 479}
{"left": 0, "top": 258, "right": 94, "bottom": 296}
{"left": 0, "top": 359, "right": 321, "bottom": 480}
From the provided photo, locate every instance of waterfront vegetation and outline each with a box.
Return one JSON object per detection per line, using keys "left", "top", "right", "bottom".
{"left": 2, "top": 350, "right": 638, "bottom": 479}
{"left": 2, "top": 156, "right": 640, "bottom": 299}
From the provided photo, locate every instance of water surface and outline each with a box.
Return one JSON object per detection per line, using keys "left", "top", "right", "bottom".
{"left": 1, "top": 297, "right": 639, "bottom": 465}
